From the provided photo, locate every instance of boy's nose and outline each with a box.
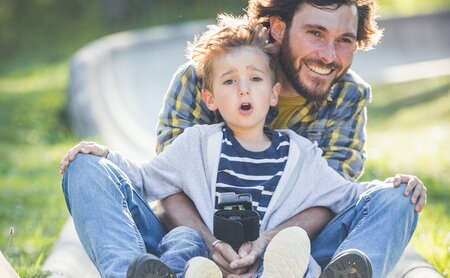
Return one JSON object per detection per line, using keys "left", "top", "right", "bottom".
{"left": 239, "top": 84, "right": 250, "bottom": 96}
{"left": 239, "top": 90, "right": 250, "bottom": 96}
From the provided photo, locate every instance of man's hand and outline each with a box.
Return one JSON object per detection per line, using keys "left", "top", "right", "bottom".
{"left": 391, "top": 174, "right": 427, "bottom": 212}
{"left": 59, "top": 141, "right": 108, "bottom": 174}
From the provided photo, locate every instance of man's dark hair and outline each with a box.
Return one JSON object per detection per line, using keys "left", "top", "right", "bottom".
{"left": 247, "top": 0, "right": 383, "bottom": 50}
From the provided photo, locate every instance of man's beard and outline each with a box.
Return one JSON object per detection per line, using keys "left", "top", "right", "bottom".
{"left": 279, "top": 31, "right": 348, "bottom": 102}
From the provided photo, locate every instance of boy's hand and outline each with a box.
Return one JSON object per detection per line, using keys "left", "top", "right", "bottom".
{"left": 390, "top": 174, "right": 427, "bottom": 212}
{"left": 59, "top": 141, "right": 108, "bottom": 175}
{"left": 226, "top": 232, "right": 273, "bottom": 277}
{"left": 210, "top": 240, "right": 248, "bottom": 276}
{"left": 225, "top": 241, "right": 261, "bottom": 278}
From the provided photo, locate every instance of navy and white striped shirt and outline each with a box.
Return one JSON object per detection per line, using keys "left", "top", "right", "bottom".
{"left": 215, "top": 126, "right": 290, "bottom": 221}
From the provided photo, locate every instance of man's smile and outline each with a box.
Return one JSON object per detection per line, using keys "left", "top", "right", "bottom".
{"left": 305, "top": 62, "right": 334, "bottom": 75}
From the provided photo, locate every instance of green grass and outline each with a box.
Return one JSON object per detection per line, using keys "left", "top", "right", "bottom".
{"left": 0, "top": 1, "right": 449, "bottom": 277}
{"left": 361, "top": 76, "right": 450, "bottom": 276}
{"left": 0, "top": 62, "right": 75, "bottom": 277}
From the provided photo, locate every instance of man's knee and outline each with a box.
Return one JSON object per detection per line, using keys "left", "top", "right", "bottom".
{"left": 62, "top": 154, "right": 99, "bottom": 190}
{"left": 367, "top": 183, "right": 418, "bottom": 218}
{"left": 66, "top": 153, "right": 102, "bottom": 173}
{"left": 61, "top": 153, "right": 115, "bottom": 204}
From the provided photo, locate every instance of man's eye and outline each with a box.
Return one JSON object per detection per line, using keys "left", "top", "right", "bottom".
{"left": 223, "top": 79, "right": 235, "bottom": 85}
{"left": 337, "top": 38, "right": 353, "bottom": 44}
{"left": 251, "top": 77, "right": 262, "bottom": 82}
{"left": 308, "top": 30, "right": 321, "bottom": 37}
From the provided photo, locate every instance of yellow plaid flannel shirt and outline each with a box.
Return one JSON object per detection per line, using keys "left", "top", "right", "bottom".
{"left": 156, "top": 62, "right": 372, "bottom": 181}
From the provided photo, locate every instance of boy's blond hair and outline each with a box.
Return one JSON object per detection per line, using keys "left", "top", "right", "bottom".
{"left": 186, "top": 14, "right": 278, "bottom": 92}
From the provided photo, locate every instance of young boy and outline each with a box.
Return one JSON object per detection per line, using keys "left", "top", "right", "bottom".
{"left": 60, "top": 14, "right": 418, "bottom": 278}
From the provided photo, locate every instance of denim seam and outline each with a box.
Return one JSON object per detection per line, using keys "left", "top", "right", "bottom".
{"left": 119, "top": 180, "right": 146, "bottom": 253}
{"left": 336, "top": 196, "right": 370, "bottom": 253}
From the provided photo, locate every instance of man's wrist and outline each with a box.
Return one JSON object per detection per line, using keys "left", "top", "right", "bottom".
{"left": 102, "top": 146, "right": 109, "bottom": 158}
{"left": 258, "top": 230, "right": 277, "bottom": 247}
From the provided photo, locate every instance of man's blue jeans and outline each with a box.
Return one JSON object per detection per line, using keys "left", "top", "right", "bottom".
{"left": 311, "top": 183, "right": 418, "bottom": 277}
{"left": 62, "top": 154, "right": 417, "bottom": 278}
{"left": 62, "top": 154, "right": 166, "bottom": 277}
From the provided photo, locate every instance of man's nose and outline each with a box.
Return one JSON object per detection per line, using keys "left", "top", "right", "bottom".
{"left": 318, "top": 41, "right": 337, "bottom": 64}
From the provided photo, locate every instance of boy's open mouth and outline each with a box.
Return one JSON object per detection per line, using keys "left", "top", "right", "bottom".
{"left": 240, "top": 102, "right": 252, "bottom": 111}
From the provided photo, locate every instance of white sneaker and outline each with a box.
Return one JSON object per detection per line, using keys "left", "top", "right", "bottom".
{"left": 184, "top": 256, "right": 222, "bottom": 278}
{"left": 261, "top": 226, "right": 310, "bottom": 278}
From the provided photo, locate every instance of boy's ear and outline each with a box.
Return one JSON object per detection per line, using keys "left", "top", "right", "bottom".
{"left": 201, "top": 88, "right": 218, "bottom": 111}
{"left": 269, "top": 16, "right": 286, "bottom": 44}
{"left": 270, "top": 82, "right": 281, "bottom": 107}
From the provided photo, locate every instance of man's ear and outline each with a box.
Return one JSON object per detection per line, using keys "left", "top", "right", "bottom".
{"left": 201, "top": 88, "right": 218, "bottom": 111}
{"left": 269, "top": 16, "right": 286, "bottom": 44}
{"left": 270, "top": 82, "right": 281, "bottom": 107}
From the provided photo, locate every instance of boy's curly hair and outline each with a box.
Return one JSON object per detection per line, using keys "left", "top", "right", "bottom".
{"left": 186, "top": 14, "right": 278, "bottom": 92}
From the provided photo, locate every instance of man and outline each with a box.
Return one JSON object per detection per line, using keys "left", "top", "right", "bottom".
{"left": 61, "top": 0, "right": 427, "bottom": 277}
{"left": 155, "top": 0, "right": 427, "bottom": 276}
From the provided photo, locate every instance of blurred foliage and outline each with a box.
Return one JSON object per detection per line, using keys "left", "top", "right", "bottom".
{"left": 1, "top": 0, "right": 450, "bottom": 71}
{"left": 0, "top": 0, "right": 248, "bottom": 74}
{"left": 377, "top": 0, "right": 450, "bottom": 17}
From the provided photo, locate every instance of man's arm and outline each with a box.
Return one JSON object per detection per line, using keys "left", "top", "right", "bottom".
{"left": 157, "top": 193, "right": 333, "bottom": 275}
{"left": 267, "top": 206, "right": 334, "bottom": 240}
{"left": 156, "top": 193, "right": 246, "bottom": 275}
{"left": 155, "top": 193, "right": 216, "bottom": 249}
{"left": 157, "top": 194, "right": 332, "bottom": 243}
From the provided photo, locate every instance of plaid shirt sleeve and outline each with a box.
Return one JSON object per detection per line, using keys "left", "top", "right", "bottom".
{"left": 318, "top": 73, "right": 372, "bottom": 181}
{"left": 156, "top": 62, "right": 221, "bottom": 154}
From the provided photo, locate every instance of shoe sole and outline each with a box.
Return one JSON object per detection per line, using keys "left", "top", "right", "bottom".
{"left": 184, "top": 257, "right": 222, "bottom": 278}
{"left": 261, "top": 226, "right": 310, "bottom": 278}
{"left": 319, "top": 249, "right": 372, "bottom": 278}
{"left": 127, "top": 255, "right": 175, "bottom": 278}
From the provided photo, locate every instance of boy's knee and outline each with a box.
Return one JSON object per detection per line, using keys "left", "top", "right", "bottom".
{"left": 161, "top": 226, "right": 206, "bottom": 250}
{"left": 168, "top": 226, "right": 203, "bottom": 242}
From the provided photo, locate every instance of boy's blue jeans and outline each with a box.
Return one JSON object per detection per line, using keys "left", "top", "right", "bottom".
{"left": 62, "top": 154, "right": 418, "bottom": 278}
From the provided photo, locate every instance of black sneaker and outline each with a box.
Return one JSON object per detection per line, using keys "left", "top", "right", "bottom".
{"left": 318, "top": 249, "right": 373, "bottom": 278}
{"left": 126, "top": 253, "right": 176, "bottom": 278}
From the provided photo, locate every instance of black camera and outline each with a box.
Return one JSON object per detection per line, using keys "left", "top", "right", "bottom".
{"left": 214, "top": 193, "right": 260, "bottom": 251}
{"left": 217, "top": 192, "right": 253, "bottom": 211}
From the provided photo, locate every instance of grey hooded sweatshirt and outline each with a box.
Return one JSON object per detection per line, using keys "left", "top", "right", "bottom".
{"left": 108, "top": 123, "right": 382, "bottom": 233}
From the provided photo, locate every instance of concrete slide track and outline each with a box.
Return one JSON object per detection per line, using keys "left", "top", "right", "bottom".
{"left": 43, "top": 12, "right": 449, "bottom": 277}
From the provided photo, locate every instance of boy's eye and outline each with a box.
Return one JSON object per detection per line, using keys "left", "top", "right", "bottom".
{"left": 223, "top": 79, "right": 236, "bottom": 85}
{"left": 251, "top": 77, "right": 262, "bottom": 82}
